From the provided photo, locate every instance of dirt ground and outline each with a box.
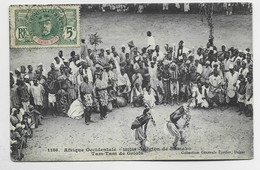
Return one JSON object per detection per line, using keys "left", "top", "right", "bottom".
{"left": 10, "top": 12, "right": 253, "bottom": 161}
{"left": 21, "top": 104, "right": 253, "bottom": 161}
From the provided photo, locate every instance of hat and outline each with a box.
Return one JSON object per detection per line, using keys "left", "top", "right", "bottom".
{"left": 128, "top": 41, "right": 134, "bottom": 47}
{"left": 229, "top": 64, "right": 234, "bottom": 69}
{"left": 186, "top": 60, "right": 191, "bottom": 64}
{"left": 122, "top": 45, "right": 125, "bottom": 48}
{"left": 10, "top": 71, "right": 13, "bottom": 74}
{"left": 206, "top": 61, "right": 210, "bottom": 65}
{"left": 15, "top": 68, "right": 21, "bottom": 72}
{"left": 106, "top": 48, "right": 110, "bottom": 51}
{"left": 38, "top": 62, "right": 43, "bottom": 66}
{"left": 64, "top": 58, "right": 69, "bottom": 63}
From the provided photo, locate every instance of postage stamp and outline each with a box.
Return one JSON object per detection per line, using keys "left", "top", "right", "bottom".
{"left": 9, "top": 5, "right": 80, "bottom": 48}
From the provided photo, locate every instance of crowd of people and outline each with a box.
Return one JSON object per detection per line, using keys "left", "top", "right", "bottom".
{"left": 10, "top": 31, "right": 253, "bottom": 160}
{"left": 82, "top": 3, "right": 252, "bottom": 15}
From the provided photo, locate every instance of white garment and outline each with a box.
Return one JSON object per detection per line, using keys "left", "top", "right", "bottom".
{"left": 83, "top": 68, "right": 93, "bottom": 83}
{"left": 209, "top": 75, "right": 222, "bottom": 87}
{"left": 67, "top": 99, "right": 84, "bottom": 119}
{"left": 196, "top": 63, "right": 203, "bottom": 74}
{"left": 147, "top": 36, "right": 155, "bottom": 50}
{"left": 184, "top": 3, "right": 190, "bottom": 12}
{"left": 143, "top": 88, "right": 156, "bottom": 108}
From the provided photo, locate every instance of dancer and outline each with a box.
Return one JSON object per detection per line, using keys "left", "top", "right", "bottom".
{"left": 165, "top": 101, "right": 191, "bottom": 149}
{"left": 131, "top": 104, "right": 156, "bottom": 151}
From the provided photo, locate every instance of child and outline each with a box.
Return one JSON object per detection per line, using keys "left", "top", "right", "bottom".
{"left": 236, "top": 76, "right": 247, "bottom": 115}
{"left": 131, "top": 104, "right": 156, "bottom": 151}
{"left": 28, "top": 105, "right": 43, "bottom": 128}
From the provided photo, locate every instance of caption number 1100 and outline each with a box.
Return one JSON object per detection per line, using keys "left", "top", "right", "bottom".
{"left": 48, "top": 148, "right": 59, "bottom": 152}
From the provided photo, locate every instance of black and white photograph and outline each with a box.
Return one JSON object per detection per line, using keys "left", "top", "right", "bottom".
{"left": 8, "top": 2, "right": 254, "bottom": 162}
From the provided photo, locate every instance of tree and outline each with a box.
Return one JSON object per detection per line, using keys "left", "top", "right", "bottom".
{"left": 200, "top": 3, "right": 214, "bottom": 39}
{"left": 88, "top": 32, "right": 103, "bottom": 50}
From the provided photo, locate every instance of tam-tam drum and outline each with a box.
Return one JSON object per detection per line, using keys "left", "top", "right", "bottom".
{"left": 208, "top": 86, "right": 217, "bottom": 98}
{"left": 116, "top": 96, "right": 127, "bottom": 107}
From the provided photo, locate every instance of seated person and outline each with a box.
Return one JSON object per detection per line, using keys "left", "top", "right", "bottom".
{"left": 130, "top": 83, "right": 144, "bottom": 107}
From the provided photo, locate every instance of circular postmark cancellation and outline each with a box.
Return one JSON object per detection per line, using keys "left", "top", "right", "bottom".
{"left": 25, "top": 6, "right": 66, "bottom": 45}
{"left": 26, "top": 6, "right": 66, "bottom": 45}
{"left": 11, "top": 5, "right": 79, "bottom": 47}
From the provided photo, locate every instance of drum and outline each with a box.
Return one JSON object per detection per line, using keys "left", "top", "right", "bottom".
{"left": 116, "top": 96, "right": 127, "bottom": 107}
{"left": 227, "top": 89, "right": 235, "bottom": 98}
{"left": 131, "top": 119, "right": 141, "bottom": 129}
{"left": 208, "top": 86, "right": 217, "bottom": 99}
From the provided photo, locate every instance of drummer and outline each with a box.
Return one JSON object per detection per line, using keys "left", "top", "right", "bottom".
{"left": 225, "top": 64, "right": 239, "bottom": 105}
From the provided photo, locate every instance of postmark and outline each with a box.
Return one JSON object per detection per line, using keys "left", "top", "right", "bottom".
{"left": 10, "top": 5, "right": 80, "bottom": 48}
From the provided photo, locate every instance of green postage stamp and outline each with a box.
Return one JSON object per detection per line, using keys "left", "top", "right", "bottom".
{"left": 10, "top": 5, "right": 80, "bottom": 48}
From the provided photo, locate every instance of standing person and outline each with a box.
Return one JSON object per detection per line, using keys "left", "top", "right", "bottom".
{"left": 124, "top": 57, "right": 134, "bottom": 84}
{"left": 17, "top": 80, "right": 30, "bottom": 112}
{"left": 128, "top": 41, "right": 135, "bottom": 63}
{"left": 152, "top": 45, "right": 164, "bottom": 61}
{"left": 236, "top": 76, "right": 247, "bottom": 115}
{"left": 80, "top": 39, "right": 89, "bottom": 60}
{"left": 10, "top": 76, "right": 20, "bottom": 109}
{"left": 177, "top": 40, "right": 184, "bottom": 59}
{"left": 94, "top": 72, "right": 109, "bottom": 120}
{"left": 208, "top": 69, "right": 222, "bottom": 109}
{"left": 80, "top": 75, "right": 94, "bottom": 125}
{"left": 30, "top": 78, "right": 45, "bottom": 114}
{"left": 46, "top": 77, "right": 58, "bottom": 117}
{"left": 27, "top": 65, "right": 36, "bottom": 84}
{"left": 169, "top": 63, "right": 180, "bottom": 105}
{"left": 20, "top": 66, "right": 27, "bottom": 79}
{"left": 225, "top": 64, "right": 239, "bottom": 105}
{"left": 165, "top": 102, "right": 191, "bottom": 149}
{"left": 245, "top": 74, "right": 253, "bottom": 117}
{"left": 162, "top": 64, "right": 171, "bottom": 105}
{"left": 146, "top": 31, "right": 155, "bottom": 52}
{"left": 119, "top": 45, "right": 127, "bottom": 63}
{"left": 67, "top": 68, "right": 78, "bottom": 106}
{"left": 56, "top": 84, "right": 69, "bottom": 116}
{"left": 58, "top": 50, "right": 64, "bottom": 61}
{"left": 131, "top": 104, "right": 156, "bottom": 151}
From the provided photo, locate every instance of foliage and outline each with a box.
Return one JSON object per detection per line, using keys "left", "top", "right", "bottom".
{"left": 200, "top": 3, "right": 214, "bottom": 39}
{"left": 88, "top": 32, "right": 103, "bottom": 50}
